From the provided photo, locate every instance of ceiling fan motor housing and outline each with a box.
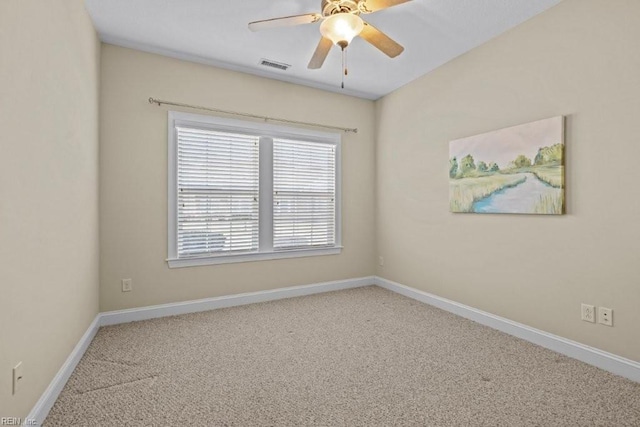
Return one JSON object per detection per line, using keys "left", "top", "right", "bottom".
{"left": 321, "top": 0, "right": 362, "bottom": 17}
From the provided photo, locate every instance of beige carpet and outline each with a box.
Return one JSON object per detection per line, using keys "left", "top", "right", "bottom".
{"left": 45, "top": 286, "right": 640, "bottom": 426}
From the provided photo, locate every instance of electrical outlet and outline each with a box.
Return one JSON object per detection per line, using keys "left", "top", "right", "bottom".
{"left": 122, "top": 278, "right": 132, "bottom": 292}
{"left": 13, "top": 362, "right": 23, "bottom": 395}
{"left": 581, "top": 304, "right": 595, "bottom": 323}
{"left": 598, "top": 307, "right": 613, "bottom": 326}
{"left": 378, "top": 256, "right": 384, "bottom": 266}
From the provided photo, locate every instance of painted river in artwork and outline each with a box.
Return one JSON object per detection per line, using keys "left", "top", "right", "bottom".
{"left": 472, "top": 173, "right": 559, "bottom": 213}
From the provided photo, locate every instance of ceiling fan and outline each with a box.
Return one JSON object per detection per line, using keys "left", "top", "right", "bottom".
{"left": 248, "top": 0, "right": 411, "bottom": 85}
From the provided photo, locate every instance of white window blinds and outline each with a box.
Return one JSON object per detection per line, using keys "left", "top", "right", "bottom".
{"left": 176, "top": 127, "right": 259, "bottom": 257}
{"left": 273, "top": 138, "right": 336, "bottom": 250}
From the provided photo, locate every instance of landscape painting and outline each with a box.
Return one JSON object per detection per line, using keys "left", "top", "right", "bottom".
{"left": 449, "top": 117, "right": 565, "bottom": 214}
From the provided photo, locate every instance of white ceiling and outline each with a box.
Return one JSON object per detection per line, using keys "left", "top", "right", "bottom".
{"left": 85, "top": 0, "right": 562, "bottom": 100}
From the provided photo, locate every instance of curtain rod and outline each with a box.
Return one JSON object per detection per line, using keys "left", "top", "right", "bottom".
{"left": 148, "top": 98, "right": 358, "bottom": 134}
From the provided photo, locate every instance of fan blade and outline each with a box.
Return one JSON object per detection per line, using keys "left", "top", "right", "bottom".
{"left": 359, "top": 0, "right": 411, "bottom": 13}
{"left": 308, "top": 37, "right": 333, "bottom": 69}
{"left": 359, "top": 22, "right": 404, "bottom": 58}
{"left": 248, "top": 13, "right": 322, "bottom": 32}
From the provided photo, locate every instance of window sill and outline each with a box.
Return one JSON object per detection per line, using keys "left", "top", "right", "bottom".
{"left": 167, "top": 246, "right": 343, "bottom": 268}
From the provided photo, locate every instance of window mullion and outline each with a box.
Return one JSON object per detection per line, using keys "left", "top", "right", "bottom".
{"left": 168, "top": 121, "right": 179, "bottom": 260}
{"left": 259, "top": 137, "right": 274, "bottom": 252}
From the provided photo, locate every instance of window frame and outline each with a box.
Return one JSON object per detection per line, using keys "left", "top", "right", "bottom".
{"left": 167, "top": 111, "right": 342, "bottom": 268}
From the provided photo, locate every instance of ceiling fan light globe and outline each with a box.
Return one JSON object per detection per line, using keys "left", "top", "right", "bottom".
{"left": 320, "top": 13, "right": 364, "bottom": 47}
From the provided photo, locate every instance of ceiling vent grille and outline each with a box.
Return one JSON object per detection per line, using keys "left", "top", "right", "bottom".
{"left": 259, "top": 59, "right": 291, "bottom": 71}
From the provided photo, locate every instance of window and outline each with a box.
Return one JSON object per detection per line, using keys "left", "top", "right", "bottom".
{"left": 175, "top": 127, "right": 259, "bottom": 257}
{"left": 168, "top": 112, "right": 341, "bottom": 268}
{"left": 273, "top": 138, "right": 336, "bottom": 250}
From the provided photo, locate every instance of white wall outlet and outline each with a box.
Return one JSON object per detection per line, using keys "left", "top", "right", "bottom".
{"left": 13, "top": 362, "right": 23, "bottom": 395}
{"left": 598, "top": 307, "right": 613, "bottom": 326}
{"left": 121, "top": 278, "right": 132, "bottom": 292}
{"left": 378, "top": 256, "right": 384, "bottom": 266}
{"left": 581, "top": 304, "right": 595, "bottom": 323}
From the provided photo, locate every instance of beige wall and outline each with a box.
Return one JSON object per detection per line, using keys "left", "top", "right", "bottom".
{"left": 0, "top": 1, "right": 100, "bottom": 419}
{"left": 99, "top": 45, "right": 376, "bottom": 312}
{"left": 376, "top": 0, "right": 640, "bottom": 362}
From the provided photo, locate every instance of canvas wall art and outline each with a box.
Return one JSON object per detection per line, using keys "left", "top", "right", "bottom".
{"left": 449, "top": 116, "right": 565, "bottom": 214}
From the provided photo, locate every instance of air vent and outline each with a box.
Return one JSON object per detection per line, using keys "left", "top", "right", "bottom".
{"left": 259, "top": 59, "right": 291, "bottom": 71}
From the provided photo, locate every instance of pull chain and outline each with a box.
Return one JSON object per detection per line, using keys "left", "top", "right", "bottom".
{"left": 341, "top": 46, "right": 349, "bottom": 89}
{"left": 341, "top": 46, "right": 345, "bottom": 89}
{"left": 345, "top": 46, "right": 348, "bottom": 77}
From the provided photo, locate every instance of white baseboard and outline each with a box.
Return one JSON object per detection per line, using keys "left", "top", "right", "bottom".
{"left": 25, "top": 315, "right": 101, "bottom": 426}
{"left": 375, "top": 276, "right": 640, "bottom": 383}
{"left": 100, "top": 276, "right": 375, "bottom": 326}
